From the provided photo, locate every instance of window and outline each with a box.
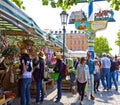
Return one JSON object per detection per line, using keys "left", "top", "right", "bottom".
{"left": 59, "top": 31, "right": 62, "bottom": 34}
{"left": 78, "top": 40, "right": 80, "bottom": 44}
{"left": 82, "top": 46, "right": 84, "bottom": 50}
{"left": 50, "top": 31, "right": 53, "bottom": 34}
{"left": 82, "top": 40, "right": 84, "bottom": 44}
{"left": 78, "top": 31, "right": 81, "bottom": 34}
{"left": 74, "top": 31, "right": 77, "bottom": 34}
{"left": 74, "top": 40, "right": 76, "bottom": 44}
{"left": 78, "top": 46, "right": 80, "bottom": 50}
{"left": 70, "top": 40, "right": 72, "bottom": 44}
{"left": 71, "top": 31, "right": 73, "bottom": 34}
{"left": 55, "top": 31, "right": 57, "bottom": 34}
{"left": 74, "top": 46, "right": 76, "bottom": 51}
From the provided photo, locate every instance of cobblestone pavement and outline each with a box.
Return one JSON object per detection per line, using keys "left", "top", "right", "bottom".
{"left": 12, "top": 83, "right": 120, "bottom": 105}
{"left": 12, "top": 72, "right": 120, "bottom": 105}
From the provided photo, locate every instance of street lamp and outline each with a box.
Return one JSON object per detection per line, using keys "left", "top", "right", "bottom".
{"left": 60, "top": 11, "right": 68, "bottom": 61}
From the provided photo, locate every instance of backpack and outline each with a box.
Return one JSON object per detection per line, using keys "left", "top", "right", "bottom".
{"left": 60, "top": 62, "right": 68, "bottom": 79}
{"left": 32, "top": 59, "right": 44, "bottom": 81}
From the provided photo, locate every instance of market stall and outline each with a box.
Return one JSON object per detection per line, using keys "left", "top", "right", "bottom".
{"left": 0, "top": 0, "right": 60, "bottom": 103}
{"left": 0, "top": 1, "right": 67, "bottom": 103}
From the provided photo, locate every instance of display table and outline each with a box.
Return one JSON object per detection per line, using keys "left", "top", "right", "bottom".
{"left": 31, "top": 78, "right": 54, "bottom": 97}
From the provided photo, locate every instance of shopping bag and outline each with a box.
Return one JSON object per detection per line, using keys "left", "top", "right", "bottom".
{"left": 52, "top": 72, "right": 60, "bottom": 80}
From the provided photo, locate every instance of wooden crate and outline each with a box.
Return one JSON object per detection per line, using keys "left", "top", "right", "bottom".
{"left": 0, "top": 95, "right": 5, "bottom": 105}
{"left": 61, "top": 80, "right": 70, "bottom": 91}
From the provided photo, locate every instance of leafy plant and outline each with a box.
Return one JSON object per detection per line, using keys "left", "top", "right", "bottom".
{"left": 68, "top": 68, "right": 76, "bottom": 74}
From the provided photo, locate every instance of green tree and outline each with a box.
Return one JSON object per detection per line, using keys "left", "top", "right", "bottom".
{"left": 107, "top": 0, "right": 120, "bottom": 11}
{"left": 10, "top": 0, "right": 25, "bottom": 9}
{"left": 94, "top": 36, "right": 112, "bottom": 57}
{"left": 115, "top": 30, "right": 120, "bottom": 46}
{"left": 11, "top": 0, "right": 120, "bottom": 11}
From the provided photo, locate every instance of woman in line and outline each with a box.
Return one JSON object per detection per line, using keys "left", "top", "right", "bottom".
{"left": 94, "top": 59, "right": 101, "bottom": 93}
{"left": 74, "top": 57, "right": 90, "bottom": 105}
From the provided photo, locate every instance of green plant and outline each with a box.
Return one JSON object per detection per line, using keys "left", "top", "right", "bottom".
{"left": 68, "top": 68, "right": 76, "bottom": 74}
{"left": 49, "top": 64, "right": 55, "bottom": 68}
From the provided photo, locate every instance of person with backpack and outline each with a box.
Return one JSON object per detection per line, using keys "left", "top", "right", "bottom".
{"left": 53, "top": 55, "right": 63, "bottom": 103}
{"left": 20, "top": 49, "right": 33, "bottom": 105}
{"left": 33, "top": 51, "right": 45, "bottom": 104}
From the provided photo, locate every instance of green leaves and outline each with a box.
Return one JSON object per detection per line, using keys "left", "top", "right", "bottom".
{"left": 94, "top": 36, "right": 112, "bottom": 57}
{"left": 107, "top": 0, "right": 120, "bottom": 11}
{"left": 115, "top": 30, "right": 120, "bottom": 46}
{"left": 42, "top": 0, "right": 49, "bottom": 5}
{"left": 10, "top": 0, "right": 120, "bottom": 11}
{"left": 10, "top": 0, "right": 25, "bottom": 9}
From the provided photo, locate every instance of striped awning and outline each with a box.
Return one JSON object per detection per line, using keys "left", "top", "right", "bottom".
{"left": 0, "top": 0, "right": 47, "bottom": 39}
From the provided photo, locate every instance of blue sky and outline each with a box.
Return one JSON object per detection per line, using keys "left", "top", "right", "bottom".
{"left": 22, "top": 0, "right": 120, "bottom": 55}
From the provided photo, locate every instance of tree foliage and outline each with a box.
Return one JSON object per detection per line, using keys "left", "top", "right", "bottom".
{"left": 115, "top": 30, "right": 120, "bottom": 46}
{"left": 94, "top": 36, "right": 112, "bottom": 57}
{"left": 11, "top": 0, "right": 120, "bottom": 11}
{"left": 10, "top": 0, "right": 25, "bottom": 9}
{"left": 107, "top": 0, "right": 120, "bottom": 11}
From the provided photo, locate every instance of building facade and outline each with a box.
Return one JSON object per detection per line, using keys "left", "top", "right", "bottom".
{"left": 48, "top": 29, "right": 87, "bottom": 51}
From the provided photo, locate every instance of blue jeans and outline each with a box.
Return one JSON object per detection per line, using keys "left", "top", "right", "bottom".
{"left": 70, "top": 74, "right": 76, "bottom": 88}
{"left": 101, "top": 68, "right": 110, "bottom": 89}
{"left": 21, "top": 78, "right": 32, "bottom": 105}
{"left": 56, "top": 76, "right": 62, "bottom": 100}
{"left": 36, "top": 80, "right": 44, "bottom": 102}
{"left": 110, "top": 71, "right": 118, "bottom": 89}
{"left": 116, "top": 70, "right": 119, "bottom": 82}
{"left": 90, "top": 74, "right": 94, "bottom": 94}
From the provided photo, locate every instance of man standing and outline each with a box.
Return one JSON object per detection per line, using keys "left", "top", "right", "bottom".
{"left": 20, "top": 49, "right": 33, "bottom": 105}
{"left": 101, "top": 53, "right": 111, "bottom": 91}
{"left": 86, "top": 52, "right": 95, "bottom": 100}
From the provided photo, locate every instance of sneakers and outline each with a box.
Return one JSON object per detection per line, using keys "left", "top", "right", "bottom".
{"left": 54, "top": 99, "right": 60, "bottom": 103}
{"left": 103, "top": 88, "right": 107, "bottom": 91}
{"left": 116, "top": 88, "right": 118, "bottom": 91}
{"left": 90, "top": 94, "right": 95, "bottom": 100}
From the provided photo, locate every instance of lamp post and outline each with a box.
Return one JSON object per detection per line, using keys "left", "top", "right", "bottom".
{"left": 60, "top": 11, "right": 68, "bottom": 61}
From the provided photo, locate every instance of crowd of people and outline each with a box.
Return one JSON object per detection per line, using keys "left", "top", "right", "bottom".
{"left": 73, "top": 52, "right": 120, "bottom": 105}
{"left": 19, "top": 48, "right": 120, "bottom": 105}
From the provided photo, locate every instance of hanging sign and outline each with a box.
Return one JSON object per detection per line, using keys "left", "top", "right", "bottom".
{"left": 94, "top": 9, "right": 115, "bottom": 22}
{"left": 91, "top": 20, "right": 108, "bottom": 31}
{"left": 69, "top": 10, "right": 87, "bottom": 24}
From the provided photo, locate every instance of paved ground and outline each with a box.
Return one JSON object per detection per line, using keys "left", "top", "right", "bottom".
{"left": 12, "top": 72, "right": 120, "bottom": 105}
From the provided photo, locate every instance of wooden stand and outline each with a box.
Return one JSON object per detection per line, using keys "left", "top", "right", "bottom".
{"left": 31, "top": 79, "right": 54, "bottom": 97}
{"left": 61, "top": 80, "right": 70, "bottom": 91}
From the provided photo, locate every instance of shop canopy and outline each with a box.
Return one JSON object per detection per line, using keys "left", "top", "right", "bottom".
{"left": 0, "top": 0, "right": 65, "bottom": 51}
{"left": 0, "top": 0, "right": 47, "bottom": 40}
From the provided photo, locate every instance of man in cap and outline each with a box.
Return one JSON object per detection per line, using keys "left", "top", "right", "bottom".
{"left": 34, "top": 51, "right": 45, "bottom": 104}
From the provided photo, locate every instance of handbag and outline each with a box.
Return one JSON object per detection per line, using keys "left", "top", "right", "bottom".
{"left": 52, "top": 72, "right": 60, "bottom": 80}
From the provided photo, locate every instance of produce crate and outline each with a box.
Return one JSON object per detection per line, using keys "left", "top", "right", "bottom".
{"left": 61, "top": 80, "right": 70, "bottom": 91}
{"left": 0, "top": 95, "right": 5, "bottom": 105}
